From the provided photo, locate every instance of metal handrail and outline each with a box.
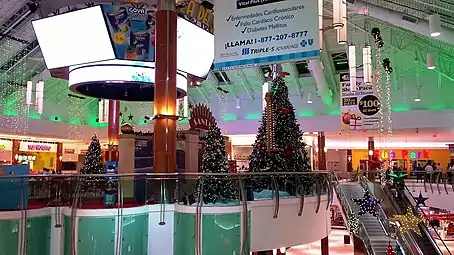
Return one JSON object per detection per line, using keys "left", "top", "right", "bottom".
{"left": 401, "top": 184, "right": 452, "bottom": 255}
{"left": 0, "top": 171, "right": 332, "bottom": 179}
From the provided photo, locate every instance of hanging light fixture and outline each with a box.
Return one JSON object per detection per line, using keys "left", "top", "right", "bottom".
{"left": 183, "top": 96, "right": 188, "bottom": 118}
{"left": 426, "top": 52, "right": 435, "bottom": 69}
{"left": 348, "top": 44, "right": 357, "bottom": 92}
{"left": 429, "top": 13, "right": 441, "bottom": 37}
{"left": 26, "top": 81, "right": 33, "bottom": 105}
{"left": 336, "top": 0, "right": 347, "bottom": 44}
{"left": 262, "top": 82, "right": 268, "bottom": 111}
{"left": 319, "top": 0, "right": 324, "bottom": 50}
{"left": 307, "top": 92, "right": 313, "bottom": 104}
{"left": 35, "top": 81, "right": 44, "bottom": 115}
{"left": 362, "top": 45, "right": 372, "bottom": 85}
{"left": 414, "top": 87, "right": 421, "bottom": 102}
{"left": 332, "top": 0, "right": 344, "bottom": 29}
{"left": 236, "top": 97, "right": 241, "bottom": 109}
{"left": 98, "top": 99, "right": 109, "bottom": 123}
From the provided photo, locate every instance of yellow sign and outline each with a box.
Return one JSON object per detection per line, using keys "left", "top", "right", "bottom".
{"left": 177, "top": 0, "right": 214, "bottom": 33}
{"left": 0, "top": 144, "right": 5, "bottom": 150}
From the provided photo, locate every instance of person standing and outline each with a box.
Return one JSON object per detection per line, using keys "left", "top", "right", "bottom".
{"left": 425, "top": 162, "right": 434, "bottom": 183}
{"left": 415, "top": 163, "right": 423, "bottom": 183}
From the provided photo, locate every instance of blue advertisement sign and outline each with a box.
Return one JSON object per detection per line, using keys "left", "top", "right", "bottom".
{"left": 213, "top": 0, "right": 320, "bottom": 69}
{"left": 102, "top": 4, "right": 156, "bottom": 62}
{"left": 104, "top": 161, "right": 118, "bottom": 205}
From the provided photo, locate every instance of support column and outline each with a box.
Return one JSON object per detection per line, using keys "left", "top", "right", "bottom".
{"left": 317, "top": 132, "right": 329, "bottom": 255}
{"left": 367, "top": 137, "right": 375, "bottom": 181}
{"left": 107, "top": 100, "right": 121, "bottom": 145}
{"left": 317, "top": 132, "right": 326, "bottom": 170}
{"left": 154, "top": 0, "right": 177, "bottom": 173}
{"left": 347, "top": 149, "right": 353, "bottom": 172}
{"left": 56, "top": 143, "right": 63, "bottom": 172}
{"left": 11, "top": 140, "right": 20, "bottom": 165}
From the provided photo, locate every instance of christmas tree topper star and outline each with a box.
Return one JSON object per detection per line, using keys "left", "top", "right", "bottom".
{"left": 414, "top": 192, "right": 428, "bottom": 207}
{"left": 389, "top": 172, "right": 407, "bottom": 183}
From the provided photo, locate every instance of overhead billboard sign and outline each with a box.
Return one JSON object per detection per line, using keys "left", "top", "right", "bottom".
{"left": 340, "top": 72, "right": 381, "bottom": 131}
{"left": 213, "top": 0, "right": 320, "bottom": 69}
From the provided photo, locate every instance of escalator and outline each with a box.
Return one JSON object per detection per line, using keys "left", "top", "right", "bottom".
{"left": 332, "top": 176, "right": 403, "bottom": 254}
{"left": 362, "top": 177, "right": 451, "bottom": 255}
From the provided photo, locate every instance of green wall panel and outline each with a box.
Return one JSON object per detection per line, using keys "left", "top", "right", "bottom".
{"left": 77, "top": 217, "right": 115, "bottom": 255}
{"left": 121, "top": 214, "right": 148, "bottom": 255}
{"left": 26, "top": 216, "right": 51, "bottom": 255}
{"left": 174, "top": 211, "right": 250, "bottom": 255}
{"left": 174, "top": 212, "right": 196, "bottom": 255}
{"left": 64, "top": 216, "right": 71, "bottom": 255}
{"left": 0, "top": 219, "right": 19, "bottom": 255}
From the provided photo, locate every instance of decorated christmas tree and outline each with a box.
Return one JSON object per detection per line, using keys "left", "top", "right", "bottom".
{"left": 248, "top": 76, "right": 311, "bottom": 192}
{"left": 193, "top": 123, "right": 238, "bottom": 204}
{"left": 80, "top": 134, "right": 105, "bottom": 189}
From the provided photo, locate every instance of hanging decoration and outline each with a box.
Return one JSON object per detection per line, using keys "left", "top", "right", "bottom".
{"left": 35, "top": 81, "right": 44, "bottom": 115}
{"left": 383, "top": 58, "right": 393, "bottom": 154}
{"left": 388, "top": 172, "right": 407, "bottom": 185}
{"left": 348, "top": 45, "right": 357, "bottom": 92}
{"left": 336, "top": 0, "right": 347, "bottom": 44}
{"left": 352, "top": 190, "right": 382, "bottom": 217}
{"left": 386, "top": 241, "right": 396, "bottom": 255}
{"left": 362, "top": 45, "right": 372, "bottom": 85}
{"left": 265, "top": 91, "right": 275, "bottom": 151}
{"left": 413, "top": 192, "right": 429, "bottom": 207}
{"left": 218, "top": 91, "right": 226, "bottom": 132}
{"left": 390, "top": 207, "right": 423, "bottom": 236}
{"left": 348, "top": 214, "right": 360, "bottom": 235}
{"left": 371, "top": 27, "right": 386, "bottom": 184}
{"left": 67, "top": 96, "right": 84, "bottom": 141}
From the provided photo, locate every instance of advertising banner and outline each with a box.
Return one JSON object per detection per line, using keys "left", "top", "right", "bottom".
{"left": 340, "top": 72, "right": 381, "bottom": 131}
{"left": 213, "top": 0, "right": 320, "bottom": 69}
{"left": 102, "top": 4, "right": 156, "bottom": 62}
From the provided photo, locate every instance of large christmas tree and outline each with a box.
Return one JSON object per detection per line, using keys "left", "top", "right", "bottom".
{"left": 193, "top": 123, "right": 238, "bottom": 204}
{"left": 80, "top": 135, "right": 105, "bottom": 190}
{"left": 248, "top": 76, "right": 311, "bottom": 192}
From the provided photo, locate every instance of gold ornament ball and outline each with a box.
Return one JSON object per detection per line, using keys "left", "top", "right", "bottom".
{"left": 121, "top": 123, "right": 134, "bottom": 134}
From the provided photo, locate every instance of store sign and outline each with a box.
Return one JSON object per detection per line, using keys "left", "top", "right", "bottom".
{"left": 341, "top": 72, "right": 380, "bottom": 131}
{"left": 177, "top": 0, "right": 214, "bottom": 33}
{"left": 374, "top": 150, "right": 429, "bottom": 159}
{"left": 189, "top": 103, "right": 216, "bottom": 131}
{"left": 64, "top": 149, "right": 75, "bottom": 154}
{"left": 0, "top": 144, "right": 5, "bottom": 150}
{"left": 20, "top": 142, "right": 57, "bottom": 152}
{"left": 213, "top": 0, "right": 319, "bottom": 69}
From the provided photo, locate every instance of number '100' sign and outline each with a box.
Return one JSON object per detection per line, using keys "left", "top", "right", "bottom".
{"left": 358, "top": 95, "right": 380, "bottom": 116}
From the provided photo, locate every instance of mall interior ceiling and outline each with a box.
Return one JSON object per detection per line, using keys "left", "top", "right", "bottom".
{"left": 0, "top": 0, "right": 453, "bottom": 128}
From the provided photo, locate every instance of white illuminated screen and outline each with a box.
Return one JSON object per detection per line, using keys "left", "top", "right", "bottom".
{"left": 32, "top": 6, "right": 115, "bottom": 69}
{"left": 177, "top": 17, "right": 214, "bottom": 78}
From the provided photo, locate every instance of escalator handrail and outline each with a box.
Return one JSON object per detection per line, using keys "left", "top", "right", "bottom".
{"left": 401, "top": 184, "right": 452, "bottom": 255}
{"left": 359, "top": 176, "right": 415, "bottom": 255}
{"left": 331, "top": 175, "right": 375, "bottom": 255}
{"left": 381, "top": 185, "right": 424, "bottom": 255}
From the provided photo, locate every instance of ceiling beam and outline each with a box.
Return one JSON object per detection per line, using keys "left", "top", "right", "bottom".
{"left": 235, "top": 70, "right": 255, "bottom": 100}
{"left": 285, "top": 63, "right": 304, "bottom": 97}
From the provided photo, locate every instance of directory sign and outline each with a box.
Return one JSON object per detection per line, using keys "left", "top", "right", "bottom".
{"left": 340, "top": 72, "right": 381, "bottom": 131}
{"left": 214, "top": 0, "right": 320, "bottom": 69}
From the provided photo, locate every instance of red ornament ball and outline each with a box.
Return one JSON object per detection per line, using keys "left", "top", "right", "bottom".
{"left": 281, "top": 108, "right": 290, "bottom": 115}
{"left": 342, "top": 113, "right": 352, "bottom": 125}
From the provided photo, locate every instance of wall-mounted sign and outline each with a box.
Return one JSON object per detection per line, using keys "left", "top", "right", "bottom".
{"left": 0, "top": 140, "right": 12, "bottom": 151}
{"left": 374, "top": 150, "right": 429, "bottom": 160}
{"left": 64, "top": 149, "right": 76, "bottom": 154}
{"left": 177, "top": 0, "right": 214, "bottom": 33}
{"left": 20, "top": 142, "right": 57, "bottom": 153}
{"left": 0, "top": 144, "right": 5, "bottom": 150}
{"left": 189, "top": 103, "right": 216, "bottom": 131}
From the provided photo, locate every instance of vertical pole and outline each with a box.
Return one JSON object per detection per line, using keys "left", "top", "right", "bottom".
{"left": 154, "top": 0, "right": 177, "bottom": 173}
{"left": 318, "top": 132, "right": 327, "bottom": 170}
{"left": 318, "top": 133, "right": 328, "bottom": 255}
{"left": 11, "top": 140, "right": 20, "bottom": 165}
{"left": 107, "top": 100, "right": 120, "bottom": 145}
{"left": 56, "top": 143, "right": 63, "bottom": 172}
{"left": 347, "top": 149, "right": 353, "bottom": 172}
{"left": 368, "top": 137, "right": 375, "bottom": 180}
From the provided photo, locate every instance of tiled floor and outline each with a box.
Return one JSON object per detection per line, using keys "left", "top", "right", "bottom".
{"left": 285, "top": 229, "right": 454, "bottom": 255}
{"left": 286, "top": 229, "right": 353, "bottom": 255}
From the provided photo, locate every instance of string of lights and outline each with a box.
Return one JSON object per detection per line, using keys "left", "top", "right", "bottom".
{"left": 218, "top": 92, "right": 226, "bottom": 132}
{"left": 375, "top": 48, "right": 385, "bottom": 169}
{"left": 385, "top": 68, "right": 393, "bottom": 155}
{"left": 1, "top": 39, "right": 14, "bottom": 132}
{"left": 68, "top": 97, "right": 84, "bottom": 141}
{"left": 13, "top": 58, "right": 28, "bottom": 135}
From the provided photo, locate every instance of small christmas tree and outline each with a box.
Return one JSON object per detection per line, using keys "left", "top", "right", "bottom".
{"left": 386, "top": 241, "right": 396, "bottom": 255}
{"left": 249, "top": 76, "right": 311, "bottom": 192}
{"left": 80, "top": 134, "right": 105, "bottom": 189}
{"left": 193, "top": 123, "right": 238, "bottom": 204}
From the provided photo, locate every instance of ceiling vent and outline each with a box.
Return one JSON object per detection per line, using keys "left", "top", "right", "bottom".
{"left": 295, "top": 61, "right": 311, "bottom": 77}
{"left": 401, "top": 15, "right": 418, "bottom": 24}
{"left": 331, "top": 52, "right": 349, "bottom": 72}
{"left": 212, "top": 71, "right": 231, "bottom": 85}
